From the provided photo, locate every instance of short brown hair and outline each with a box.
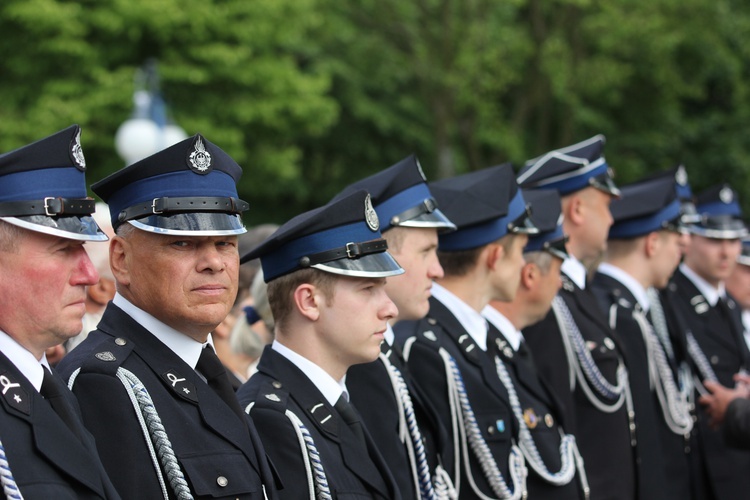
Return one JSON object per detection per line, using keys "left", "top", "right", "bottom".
{"left": 267, "top": 268, "right": 336, "bottom": 330}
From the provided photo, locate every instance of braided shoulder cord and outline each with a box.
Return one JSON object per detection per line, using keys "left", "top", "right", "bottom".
{"left": 631, "top": 310, "right": 694, "bottom": 435}
{"left": 0, "top": 436, "right": 23, "bottom": 500}
{"left": 686, "top": 331, "right": 718, "bottom": 389}
{"left": 438, "top": 348, "right": 527, "bottom": 500}
{"left": 646, "top": 288, "right": 676, "bottom": 361}
{"left": 493, "top": 357, "right": 579, "bottom": 487}
{"left": 114, "top": 368, "right": 193, "bottom": 500}
{"left": 552, "top": 297, "right": 630, "bottom": 412}
{"left": 380, "top": 353, "right": 438, "bottom": 500}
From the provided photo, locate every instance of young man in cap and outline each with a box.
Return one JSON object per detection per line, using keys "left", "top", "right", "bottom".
{"left": 589, "top": 175, "right": 693, "bottom": 500}
{"left": 334, "top": 155, "right": 457, "bottom": 499}
{"left": 517, "top": 135, "right": 636, "bottom": 499}
{"left": 0, "top": 125, "right": 120, "bottom": 498}
{"left": 664, "top": 183, "right": 750, "bottom": 499}
{"left": 57, "top": 135, "right": 279, "bottom": 499}
{"left": 483, "top": 189, "right": 587, "bottom": 499}
{"left": 236, "top": 190, "right": 404, "bottom": 499}
{"left": 394, "top": 164, "right": 538, "bottom": 499}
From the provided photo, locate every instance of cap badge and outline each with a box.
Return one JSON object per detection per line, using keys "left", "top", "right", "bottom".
{"left": 70, "top": 128, "right": 86, "bottom": 171}
{"left": 188, "top": 136, "right": 212, "bottom": 174}
{"left": 416, "top": 158, "right": 427, "bottom": 181}
{"left": 675, "top": 166, "right": 688, "bottom": 186}
{"left": 364, "top": 194, "right": 380, "bottom": 231}
{"left": 720, "top": 186, "right": 734, "bottom": 204}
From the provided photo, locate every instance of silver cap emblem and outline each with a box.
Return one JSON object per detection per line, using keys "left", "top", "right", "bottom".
{"left": 364, "top": 194, "right": 380, "bottom": 231}
{"left": 188, "top": 136, "right": 212, "bottom": 174}
{"left": 70, "top": 128, "right": 86, "bottom": 171}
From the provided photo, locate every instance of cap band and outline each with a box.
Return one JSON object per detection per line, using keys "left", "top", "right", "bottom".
{"left": 525, "top": 223, "right": 566, "bottom": 253}
{"left": 697, "top": 200, "right": 742, "bottom": 218}
{"left": 0, "top": 197, "right": 95, "bottom": 217}
{"left": 0, "top": 168, "right": 87, "bottom": 202}
{"left": 609, "top": 199, "right": 682, "bottom": 239}
{"left": 375, "top": 183, "right": 433, "bottom": 230}
{"left": 299, "top": 239, "right": 389, "bottom": 268}
{"left": 117, "top": 196, "right": 249, "bottom": 224}
{"left": 106, "top": 169, "right": 239, "bottom": 228}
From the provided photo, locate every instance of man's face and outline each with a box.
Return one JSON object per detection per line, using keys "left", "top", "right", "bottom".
{"left": 0, "top": 230, "right": 98, "bottom": 357}
{"left": 491, "top": 234, "right": 529, "bottom": 302}
{"left": 652, "top": 231, "right": 685, "bottom": 289}
{"left": 579, "top": 187, "right": 615, "bottom": 261}
{"left": 384, "top": 227, "right": 443, "bottom": 322}
{"left": 683, "top": 235, "right": 741, "bottom": 286}
{"left": 316, "top": 276, "right": 398, "bottom": 370}
{"left": 726, "top": 263, "right": 750, "bottom": 310}
{"left": 115, "top": 230, "right": 239, "bottom": 341}
{"left": 529, "top": 257, "right": 563, "bottom": 324}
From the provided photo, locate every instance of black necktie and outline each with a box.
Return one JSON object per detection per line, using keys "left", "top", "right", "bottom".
{"left": 196, "top": 345, "right": 246, "bottom": 423}
{"left": 40, "top": 367, "right": 82, "bottom": 440}
{"left": 334, "top": 394, "right": 367, "bottom": 448}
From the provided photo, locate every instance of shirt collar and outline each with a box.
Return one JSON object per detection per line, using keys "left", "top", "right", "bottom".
{"left": 481, "top": 305, "right": 523, "bottom": 351}
{"left": 271, "top": 340, "right": 347, "bottom": 406}
{"left": 561, "top": 255, "right": 587, "bottom": 289}
{"left": 431, "top": 282, "right": 488, "bottom": 351}
{"left": 383, "top": 323, "right": 395, "bottom": 346}
{"left": 0, "top": 329, "right": 50, "bottom": 392}
{"left": 113, "top": 293, "right": 212, "bottom": 370}
{"left": 679, "top": 263, "right": 725, "bottom": 307}
{"left": 597, "top": 262, "right": 650, "bottom": 312}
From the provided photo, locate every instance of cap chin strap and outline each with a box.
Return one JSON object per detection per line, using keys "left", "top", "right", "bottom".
{"left": 0, "top": 197, "right": 95, "bottom": 217}
{"left": 116, "top": 196, "right": 249, "bottom": 224}
{"left": 298, "top": 238, "right": 388, "bottom": 268}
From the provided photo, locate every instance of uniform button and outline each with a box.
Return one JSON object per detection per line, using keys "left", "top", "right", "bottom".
{"left": 710, "top": 356, "right": 719, "bottom": 365}
{"left": 217, "top": 476, "right": 228, "bottom": 487}
{"left": 427, "top": 318, "right": 437, "bottom": 325}
{"left": 115, "top": 338, "right": 127, "bottom": 346}
{"left": 272, "top": 381, "right": 282, "bottom": 389}
{"left": 487, "top": 425, "right": 495, "bottom": 435}
{"left": 544, "top": 414, "right": 554, "bottom": 428}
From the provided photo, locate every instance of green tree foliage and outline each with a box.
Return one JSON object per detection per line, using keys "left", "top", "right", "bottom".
{"left": 2, "top": 0, "right": 750, "bottom": 221}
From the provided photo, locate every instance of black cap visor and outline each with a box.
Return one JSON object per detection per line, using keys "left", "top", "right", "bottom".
{"left": 128, "top": 212, "right": 246, "bottom": 236}
{"left": 312, "top": 251, "right": 405, "bottom": 278}
{"left": 1, "top": 215, "right": 108, "bottom": 241}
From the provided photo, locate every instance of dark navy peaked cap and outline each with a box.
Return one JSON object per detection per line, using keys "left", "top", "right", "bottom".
{"left": 522, "top": 189, "right": 568, "bottom": 260}
{"left": 242, "top": 190, "right": 404, "bottom": 282}
{"left": 332, "top": 154, "right": 455, "bottom": 233}
{"left": 690, "top": 184, "right": 747, "bottom": 239}
{"left": 517, "top": 135, "right": 620, "bottom": 197}
{"left": 608, "top": 175, "right": 683, "bottom": 239}
{"left": 630, "top": 165, "right": 699, "bottom": 224}
{"left": 93, "top": 134, "right": 248, "bottom": 235}
{"left": 0, "top": 125, "right": 107, "bottom": 241}
{"left": 430, "top": 164, "right": 538, "bottom": 252}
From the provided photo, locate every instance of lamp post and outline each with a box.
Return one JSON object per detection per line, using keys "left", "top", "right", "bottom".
{"left": 115, "top": 59, "right": 187, "bottom": 165}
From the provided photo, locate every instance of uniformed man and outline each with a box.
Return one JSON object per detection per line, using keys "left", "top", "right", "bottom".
{"left": 334, "top": 155, "right": 458, "bottom": 499}
{"left": 483, "top": 188, "right": 587, "bottom": 499}
{"left": 590, "top": 174, "right": 693, "bottom": 499}
{"left": 517, "top": 135, "right": 636, "bottom": 499}
{"left": 236, "top": 190, "right": 405, "bottom": 499}
{"left": 394, "top": 164, "right": 538, "bottom": 499}
{"left": 725, "top": 238, "right": 750, "bottom": 351}
{"left": 665, "top": 183, "right": 750, "bottom": 499}
{"left": 57, "top": 134, "right": 279, "bottom": 499}
{"left": 0, "top": 125, "right": 120, "bottom": 498}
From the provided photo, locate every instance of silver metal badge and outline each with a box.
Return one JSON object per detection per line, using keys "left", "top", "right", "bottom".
{"left": 70, "top": 128, "right": 86, "bottom": 171}
{"left": 188, "top": 136, "right": 212, "bottom": 174}
{"left": 603, "top": 338, "right": 615, "bottom": 350}
{"left": 720, "top": 186, "right": 734, "bottom": 204}
{"left": 415, "top": 158, "right": 427, "bottom": 181}
{"left": 675, "top": 166, "right": 688, "bottom": 186}
{"left": 423, "top": 330, "right": 437, "bottom": 342}
{"left": 95, "top": 351, "right": 116, "bottom": 361}
{"left": 364, "top": 194, "right": 380, "bottom": 231}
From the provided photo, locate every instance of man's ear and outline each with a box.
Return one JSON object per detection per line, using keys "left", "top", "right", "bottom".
{"left": 644, "top": 232, "right": 659, "bottom": 259}
{"left": 486, "top": 242, "right": 505, "bottom": 271}
{"left": 520, "top": 262, "right": 537, "bottom": 289}
{"left": 566, "top": 195, "right": 585, "bottom": 226}
{"left": 88, "top": 277, "right": 116, "bottom": 305}
{"left": 293, "top": 283, "right": 321, "bottom": 321}
{"left": 109, "top": 237, "right": 130, "bottom": 286}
